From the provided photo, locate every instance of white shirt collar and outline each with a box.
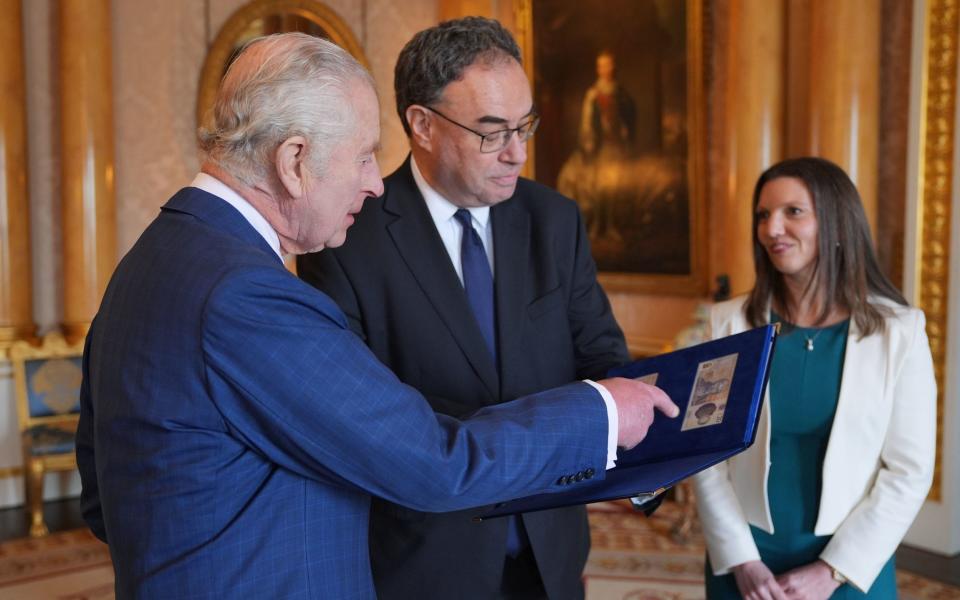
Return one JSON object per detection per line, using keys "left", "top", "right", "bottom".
{"left": 189, "top": 172, "right": 283, "bottom": 260}
{"left": 410, "top": 156, "right": 490, "bottom": 229}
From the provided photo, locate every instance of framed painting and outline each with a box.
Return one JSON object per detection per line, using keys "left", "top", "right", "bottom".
{"left": 514, "top": 0, "right": 707, "bottom": 295}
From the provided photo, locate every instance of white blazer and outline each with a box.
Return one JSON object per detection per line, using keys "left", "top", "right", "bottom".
{"left": 692, "top": 295, "right": 936, "bottom": 592}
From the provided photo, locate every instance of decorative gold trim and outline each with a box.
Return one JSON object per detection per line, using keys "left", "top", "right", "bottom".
{"left": 60, "top": 321, "right": 90, "bottom": 347}
{"left": 512, "top": 0, "right": 708, "bottom": 296}
{"left": 0, "top": 466, "right": 23, "bottom": 479}
{"left": 197, "top": 0, "right": 370, "bottom": 128}
{"left": 915, "top": 0, "right": 957, "bottom": 502}
{"left": 0, "top": 326, "right": 37, "bottom": 358}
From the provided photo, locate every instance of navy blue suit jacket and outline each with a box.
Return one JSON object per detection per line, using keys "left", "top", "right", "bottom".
{"left": 298, "top": 159, "right": 629, "bottom": 599}
{"left": 76, "top": 187, "right": 609, "bottom": 599}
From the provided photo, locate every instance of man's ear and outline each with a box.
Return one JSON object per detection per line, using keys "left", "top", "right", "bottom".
{"left": 406, "top": 106, "right": 433, "bottom": 152}
{"left": 275, "top": 135, "right": 309, "bottom": 198}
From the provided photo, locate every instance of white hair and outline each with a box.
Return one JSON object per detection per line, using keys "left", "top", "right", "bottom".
{"left": 198, "top": 32, "right": 374, "bottom": 186}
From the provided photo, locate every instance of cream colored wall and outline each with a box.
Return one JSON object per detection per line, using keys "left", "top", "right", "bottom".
{"left": 112, "top": 0, "right": 208, "bottom": 263}
{"left": 0, "top": 0, "right": 434, "bottom": 509}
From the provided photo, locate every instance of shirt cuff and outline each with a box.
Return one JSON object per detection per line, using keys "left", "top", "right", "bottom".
{"left": 583, "top": 379, "right": 618, "bottom": 469}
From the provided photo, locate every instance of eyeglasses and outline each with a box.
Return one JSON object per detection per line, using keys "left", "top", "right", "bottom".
{"left": 423, "top": 106, "right": 540, "bottom": 154}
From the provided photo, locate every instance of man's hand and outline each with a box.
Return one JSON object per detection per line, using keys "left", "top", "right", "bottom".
{"left": 732, "top": 560, "right": 788, "bottom": 600}
{"left": 598, "top": 377, "right": 679, "bottom": 449}
{"left": 774, "top": 560, "right": 842, "bottom": 600}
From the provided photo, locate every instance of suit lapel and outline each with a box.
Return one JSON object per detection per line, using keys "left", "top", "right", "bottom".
{"left": 383, "top": 162, "right": 500, "bottom": 400}
{"left": 491, "top": 199, "right": 530, "bottom": 399}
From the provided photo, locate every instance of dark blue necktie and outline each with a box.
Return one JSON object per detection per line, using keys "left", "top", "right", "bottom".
{"left": 454, "top": 209, "right": 496, "bottom": 363}
{"left": 454, "top": 210, "right": 526, "bottom": 557}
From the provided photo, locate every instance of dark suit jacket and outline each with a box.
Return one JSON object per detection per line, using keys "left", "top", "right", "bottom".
{"left": 298, "top": 159, "right": 629, "bottom": 600}
{"left": 75, "top": 186, "right": 611, "bottom": 599}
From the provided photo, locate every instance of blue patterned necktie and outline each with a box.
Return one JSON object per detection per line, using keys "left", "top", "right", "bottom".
{"left": 453, "top": 209, "right": 497, "bottom": 363}
{"left": 454, "top": 209, "right": 525, "bottom": 556}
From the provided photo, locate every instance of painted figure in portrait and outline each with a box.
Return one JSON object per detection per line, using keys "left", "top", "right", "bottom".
{"left": 532, "top": 0, "right": 696, "bottom": 279}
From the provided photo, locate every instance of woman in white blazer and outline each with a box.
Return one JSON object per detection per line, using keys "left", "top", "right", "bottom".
{"left": 693, "top": 157, "right": 936, "bottom": 599}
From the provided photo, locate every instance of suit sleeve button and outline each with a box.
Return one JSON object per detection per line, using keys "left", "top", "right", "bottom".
{"left": 584, "top": 468, "right": 595, "bottom": 479}
{"left": 574, "top": 472, "right": 584, "bottom": 482}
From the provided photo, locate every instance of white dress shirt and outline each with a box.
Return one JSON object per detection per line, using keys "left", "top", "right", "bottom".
{"left": 409, "top": 157, "right": 620, "bottom": 468}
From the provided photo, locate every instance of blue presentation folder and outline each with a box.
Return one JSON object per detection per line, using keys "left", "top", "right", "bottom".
{"left": 480, "top": 324, "right": 778, "bottom": 518}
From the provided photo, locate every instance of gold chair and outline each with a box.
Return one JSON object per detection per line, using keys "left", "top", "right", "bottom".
{"left": 9, "top": 332, "right": 85, "bottom": 537}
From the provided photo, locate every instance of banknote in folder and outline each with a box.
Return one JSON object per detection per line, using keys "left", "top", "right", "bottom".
{"left": 479, "top": 324, "right": 778, "bottom": 519}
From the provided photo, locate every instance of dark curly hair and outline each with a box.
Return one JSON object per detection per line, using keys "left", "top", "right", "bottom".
{"left": 394, "top": 17, "right": 521, "bottom": 136}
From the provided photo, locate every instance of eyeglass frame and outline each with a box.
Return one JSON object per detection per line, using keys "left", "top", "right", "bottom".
{"left": 421, "top": 105, "right": 540, "bottom": 154}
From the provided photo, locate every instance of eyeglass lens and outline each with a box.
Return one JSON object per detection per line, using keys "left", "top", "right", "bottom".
{"left": 480, "top": 117, "right": 540, "bottom": 153}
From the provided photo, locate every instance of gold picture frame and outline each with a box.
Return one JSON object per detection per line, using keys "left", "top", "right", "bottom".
{"left": 514, "top": 0, "right": 707, "bottom": 296}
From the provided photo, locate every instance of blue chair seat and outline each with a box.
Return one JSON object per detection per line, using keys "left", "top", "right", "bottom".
{"left": 25, "top": 424, "right": 76, "bottom": 456}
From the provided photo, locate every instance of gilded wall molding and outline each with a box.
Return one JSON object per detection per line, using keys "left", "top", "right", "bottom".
{"left": 915, "top": 0, "right": 957, "bottom": 502}
{"left": 197, "top": 0, "right": 369, "bottom": 129}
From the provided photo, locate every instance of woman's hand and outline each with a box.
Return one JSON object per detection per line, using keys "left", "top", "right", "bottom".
{"left": 774, "top": 560, "right": 842, "bottom": 600}
{"left": 732, "top": 560, "right": 788, "bottom": 600}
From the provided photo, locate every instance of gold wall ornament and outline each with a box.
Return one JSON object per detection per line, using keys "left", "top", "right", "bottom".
{"left": 913, "top": 0, "right": 958, "bottom": 502}
{"left": 197, "top": 0, "right": 370, "bottom": 129}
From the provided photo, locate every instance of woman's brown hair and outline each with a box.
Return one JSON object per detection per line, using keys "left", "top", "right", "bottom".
{"left": 745, "top": 157, "right": 907, "bottom": 335}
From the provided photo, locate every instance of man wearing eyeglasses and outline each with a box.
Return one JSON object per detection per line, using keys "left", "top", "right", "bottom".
{"left": 298, "top": 17, "right": 629, "bottom": 600}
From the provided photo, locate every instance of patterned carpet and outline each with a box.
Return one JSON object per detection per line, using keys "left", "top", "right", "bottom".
{"left": 0, "top": 502, "right": 957, "bottom": 599}
{"left": 584, "top": 500, "right": 960, "bottom": 600}
{"left": 0, "top": 529, "right": 112, "bottom": 599}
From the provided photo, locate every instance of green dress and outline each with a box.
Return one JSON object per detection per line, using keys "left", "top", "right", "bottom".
{"left": 704, "top": 316, "right": 897, "bottom": 599}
